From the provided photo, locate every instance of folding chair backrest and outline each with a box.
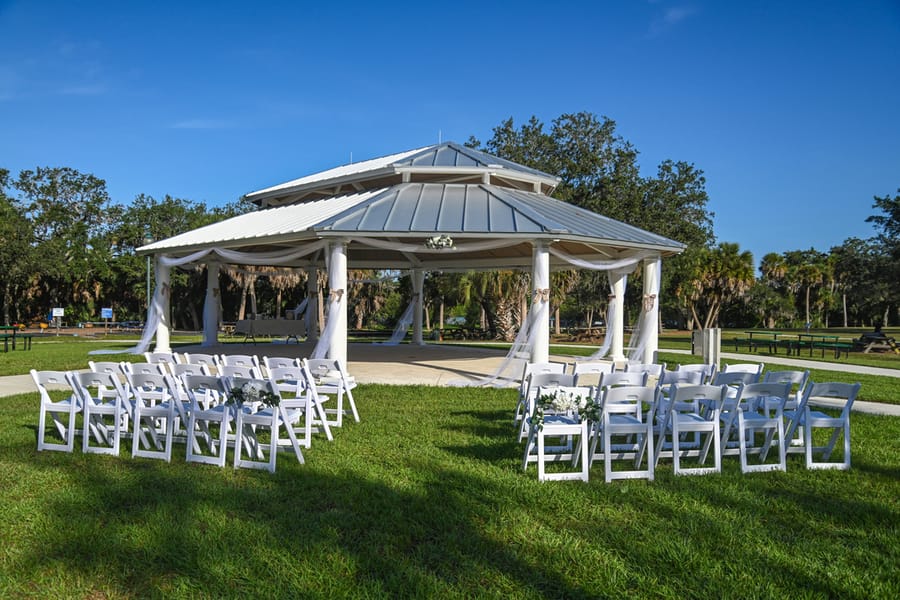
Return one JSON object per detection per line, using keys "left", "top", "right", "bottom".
{"left": 182, "top": 353, "right": 218, "bottom": 366}
{"left": 220, "top": 364, "right": 261, "bottom": 380}
{"left": 227, "top": 376, "right": 279, "bottom": 402}
{"left": 127, "top": 372, "right": 171, "bottom": 404}
{"left": 170, "top": 363, "right": 211, "bottom": 378}
{"left": 602, "top": 385, "right": 657, "bottom": 417}
{"left": 519, "top": 361, "right": 567, "bottom": 397}
{"left": 734, "top": 381, "right": 792, "bottom": 411}
{"left": 305, "top": 358, "right": 340, "bottom": 380}
{"left": 145, "top": 352, "right": 179, "bottom": 365}
{"left": 73, "top": 371, "right": 126, "bottom": 405}
{"left": 571, "top": 361, "right": 613, "bottom": 386}
{"left": 181, "top": 374, "right": 226, "bottom": 406}
{"left": 599, "top": 371, "right": 648, "bottom": 389}
{"left": 219, "top": 354, "right": 260, "bottom": 370}
{"left": 723, "top": 363, "right": 764, "bottom": 376}
{"left": 263, "top": 356, "right": 299, "bottom": 371}
{"left": 31, "top": 369, "right": 72, "bottom": 397}
{"left": 625, "top": 363, "right": 666, "bottom": 378}
{"left": 712, "top": 371, "right": 759, "bottom": 387}
{"left": 268, "top": 366, "right": 305, "bottom": 397}
{"left": 763, "top": 370, "right": 810, "bottom": 398}
{"left": 669, "top": 383, "right": 727, "bottom": 412}
{"left": 123, "top": 362, "right": 166, "bottom": 376}
{"left": 660, "top": 369, "right": 704, "bottom": 386}
{"left": 676, "top": 363, "right": 717, "bottom": 383}
{"left": 799, "top": 381, "right": 861, "bottom": 419}
{"left": 89, "top": 361, "right": 124, "bottom": 376}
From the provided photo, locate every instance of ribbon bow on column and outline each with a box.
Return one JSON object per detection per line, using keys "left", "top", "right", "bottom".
{"left": 532, "top": 288, "right": 550, "bottom": 303}
{"left": 329, "top": 289, "right": 344, "bottom": 302}
{"left": 642, "top": 293, "right": 657, "bottom": 312}
{"left": 161, "top": 283, "right": 170, "bottom": 298}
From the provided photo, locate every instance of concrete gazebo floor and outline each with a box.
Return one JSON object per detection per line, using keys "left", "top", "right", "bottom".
{"left": 178, "top": 341, "right": 541, "bottom": 386}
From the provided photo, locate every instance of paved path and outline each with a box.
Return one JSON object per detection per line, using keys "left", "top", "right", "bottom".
{"left": 4, "top": 342, "right": 898, "bottom": 416}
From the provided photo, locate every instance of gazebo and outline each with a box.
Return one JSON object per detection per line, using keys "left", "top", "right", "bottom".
{"left": 138, "top": 142, "right": 684, "bottom": 367}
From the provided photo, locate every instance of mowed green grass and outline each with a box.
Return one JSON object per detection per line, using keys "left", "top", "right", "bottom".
{"left": 2, "top": 385, "right": 898, "bottom": 598}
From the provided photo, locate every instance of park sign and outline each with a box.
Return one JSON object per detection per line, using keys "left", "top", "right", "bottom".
{"left": 101, "top": 307, "right": 113, "bottom": 319}
{"left": 52, "top": 308, "right": 64, "bottom": 317}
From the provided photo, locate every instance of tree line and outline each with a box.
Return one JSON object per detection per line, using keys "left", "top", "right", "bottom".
{"left": 1, "top": 112, "right": 896, "bottom": 334}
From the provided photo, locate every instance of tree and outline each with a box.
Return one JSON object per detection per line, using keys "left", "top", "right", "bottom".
{"left": 0, "top": 169, "right": 35, "bottom": 324}
{"left": 675, "top": 243, "right": 754, "bottom": 329}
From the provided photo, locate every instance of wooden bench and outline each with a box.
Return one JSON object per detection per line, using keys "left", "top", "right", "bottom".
{"left": 813, "top": 342, "right": 853, "bottom": 359}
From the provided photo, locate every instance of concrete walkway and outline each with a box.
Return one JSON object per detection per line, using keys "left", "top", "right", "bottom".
{"left": 3, "top": 341, "right": 898, "bottom": 416}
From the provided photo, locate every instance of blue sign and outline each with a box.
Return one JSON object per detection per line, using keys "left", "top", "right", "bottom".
{"left": 101, "top": 307, "right": 113, "bottom": 319}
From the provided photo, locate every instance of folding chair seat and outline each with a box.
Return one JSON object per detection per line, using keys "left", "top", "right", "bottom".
{"left": 128, "top": 372, "right": 177, "bottom": 462}
{"left": 182, "top": 375, "right": 230, "bottom": 467}
{"left": 218, "top": 354, "right": 263, "bottom": 378}
{"left": 784, "top": 382, "right": 860, "bottom": 470}
{"left": 230, "top": 377, "right": 305, "bottom": 472}
{"left": 517, "top": 372, "right": 577, "bottom": 442}
{"left": 514, "top": 361, "right": 567, "bottom": 428}
{"left": 720, "top": 382, "right": 791, "bottom": 473}
{"left": 654, "top": 384, "right": 725, "bottom": 475}
{"left": 71, "top": 371, "right": 130, "bottom": 456}
{"left": 304, "top": 358, "right": 359, "bottom": 427}
{"left": 32, "top": 369, "right": 81, "bottom": 453}
{"left": 522, "top": 385, "right": 592, "bottom": 482}
{"left": 589, "top": 385, "right": 657, "bottom": 482}
{"left": 571, "top": 361, "right": 614, "bottom": 387}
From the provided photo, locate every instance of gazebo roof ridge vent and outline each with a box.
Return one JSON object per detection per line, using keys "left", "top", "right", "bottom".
{"left": 244, "top": 141, "right": 561, "bottom": 208}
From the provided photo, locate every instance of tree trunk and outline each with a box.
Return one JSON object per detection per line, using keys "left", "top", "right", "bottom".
{"left": 249, "top": 280, "right": 258, "bottom": 317}
{"left": 238, "top": 284, "right": 248, "bottom": 321}
{"left": 884, "top": 306, "right": 890, "bottom": 328}
{"left": 275, "top": 289, "right": 283, "bottom": 318}
{"left": 439, "top": 300, "right": 444, "bottom": 330}
{"left": 842, "top": 292, "right": 848, "bottom": 328}
{"left": 805, "top": 285, "right": 811, "bottom": 325}
{"left": 555, "top": 306, "right": 561, "bottom": 336}
{"left": 424, "top": 303, "right": 431, "bottom": 331}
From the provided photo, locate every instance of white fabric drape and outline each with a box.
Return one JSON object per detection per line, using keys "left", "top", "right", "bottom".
{"left": 587, "top": 272, "right": 623, "bottom": 360}
{"left": 449, "top": 298, "right": 547, "bottom": 388}
{"left": 91, "top": 242, "right": 329, "bottom": 355}
{"left": 374, "top": 298, "right": 416, "bottom": 346}
{"left": 627, "top": 258, "right": 661, "bottom": 363}
{"left": 350, "top": 237, "right": 523, "bottom": 254}
{"left": 311, "top": 292, "right": 343, "bottom": 360}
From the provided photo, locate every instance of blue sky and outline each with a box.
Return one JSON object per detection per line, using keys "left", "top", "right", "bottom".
{"left": 1, "top": 1, "right": 898, "bottom": 268}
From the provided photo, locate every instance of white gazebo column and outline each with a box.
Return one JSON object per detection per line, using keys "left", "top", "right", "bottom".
{"left": 328, "top": 240, "right": 348, "bottom": 364}
{"left": 610, "top": 270, "right": 627, "bottom": 366}
{"left": 306, "top": 267, "right": 318, "bottom": 343}
{"left": 412, "top": 269, "right": 424, "bottom": 345}
{"left": 642, "top": 257, "right": 661, "bottom": 364}
{"left": 530, "top": 241, "right": 550, "bottom": 364}
{"left": 153, "top": 256, "right": 172, "bottom": 353}
{"left": 202, "top": 261, "right": 220, "bottom": 347}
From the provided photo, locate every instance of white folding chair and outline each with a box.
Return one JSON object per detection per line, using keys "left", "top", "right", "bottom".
{"left": 598, "top": 371, "right": 649, "bottom": 389}
{"left": 762, "top": 369, "right": 811, "bottom": 445}
{"left": 784, "top": 382, "right": 860, "bottom": 470}
{"left": 590, "top": 385, "right": 657, "bottom": 482}
{"left": 721, "top": 382, "right": 791, "bottom": 473}
{"left": 514, "top": 361, "right": 567, "bottom": 428}
{"left": 304, "top": 358, "right": 359, "bottom": 427}
{"left": 128, "top": 372, "right": 177, "bottom": 462}
{"left": 522, "top": 385, "right": 592, "bottom": 482}
{"left": 121, "top": 362, "right": 167, "bottom": 377}
{"left": 32, "top": 369, "right": 81, "bottom": 453}
{"left": 571, "top": 361, "right": 614, "bottom": 387}
{"left": 655, "top": 384, "right": 724, "bottom": 475}
{"left": 517, "top": 372, "right": 577, "bottom": 442}
{"left": 183, "top": 375, "right": 230, "bottom": 467}
{"left": 230, "top": 377, "right": 305, "bottom": 472}
{"left": 70, "top": 371, "right": 129, "bottom": 456}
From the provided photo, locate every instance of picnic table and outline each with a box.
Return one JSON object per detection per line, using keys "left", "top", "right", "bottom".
{"left": 796, "top": 333, "right": 853, "bottom": 358}
{"left": 735, "top": 331, "right": 798, "bottom": 354}
{"left": 0, "top": 325, "right": 34, "bottom": 352}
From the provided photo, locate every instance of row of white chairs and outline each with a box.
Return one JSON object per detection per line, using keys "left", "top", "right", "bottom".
{"left": 519, "top": 366, "right": 859, "bottom": 483}
{"left": 33, "top": 354, "right": 360, "bottom": 473}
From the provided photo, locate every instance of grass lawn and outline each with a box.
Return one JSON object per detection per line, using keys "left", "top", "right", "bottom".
{"left": 2, "top": 385, "right": 899, "bottom": 598}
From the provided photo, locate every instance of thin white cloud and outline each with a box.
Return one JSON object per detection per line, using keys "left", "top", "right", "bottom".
{"left": 648, "top": 4, "right": 697, "bottom": 37}
{"left": 171, "top": 118, "right": 235, "bottom": 130}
